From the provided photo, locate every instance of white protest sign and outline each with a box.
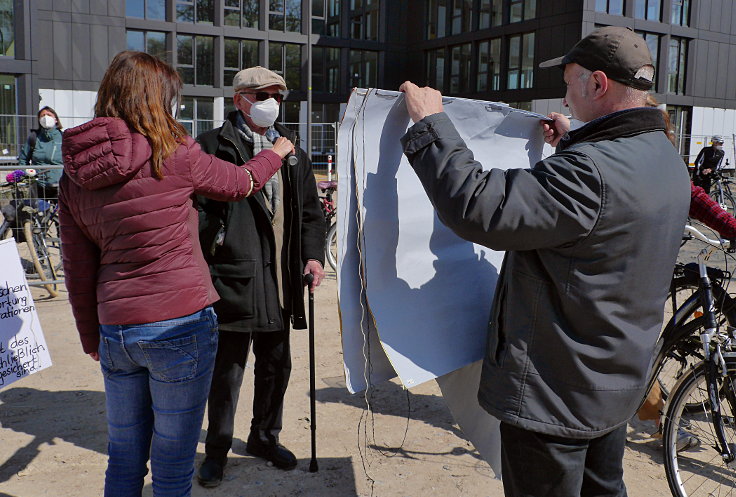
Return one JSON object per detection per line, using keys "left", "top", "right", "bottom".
{"left": 0, "top": 238, "right": 52, "bottom": 388}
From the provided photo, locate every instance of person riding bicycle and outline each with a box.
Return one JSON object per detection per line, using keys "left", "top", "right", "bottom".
{"left": 692, "top": 135, "right": 725, "bottom": 193}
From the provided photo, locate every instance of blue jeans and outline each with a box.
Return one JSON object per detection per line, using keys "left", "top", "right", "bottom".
{"left": 99, "top": 307, "right": 218, "bottom": 497}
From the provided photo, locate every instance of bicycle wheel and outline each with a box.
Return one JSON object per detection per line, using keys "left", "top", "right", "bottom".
{"left": 23, "top": 220, "right": 59, "bottom": 297}
{"left": 325, "top": 222, "right": 337, "bottom": 272}
{"left": 662, "top": 357, "right": 736, "bottom": 497}
{"left": 710, "top": 190, "right": 736, "bottom": 217}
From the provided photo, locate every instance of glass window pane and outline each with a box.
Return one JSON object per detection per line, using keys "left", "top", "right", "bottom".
{"left": 521, "top": 33, "right": 534, "bottom": 88}
{"left": 243, "top": 40, "right": 258, "bottom": 68}
{"left": 647, "top": 0, "right": 660, "bottom": 20}
{"left": 196, "top": 36, "right": 214, "bottom": 86}
{"left": 244, "top": 0, "right": 259, "bottom": 28}
{"left": 285, "top": 0, "right": 301, "bottom": 32}
{"left": 595, "top": 0, "right": 607, "bottom": 12}
{"left": 127, "top": 30, "right": 145, "bottom": 52}
{"left": 269, "top": 43, "right": 283, "bottom": 73}
{"left": 225, "top": 9, "right": 240, "bottom": 26}
{"left": 126, "top": 0, "right": 145, "bottom": 18}
{"left": 197, "top": 0, "right": 214, "bottom": 24}
{"left": 147, "top": 0, "right": 166, "bottom": 20}
{"left": 491, "top": 38, "right": 501, "bottom": 90}
{"left": 177, "top": 35, "right": 193, "bottom": 65}
{"left": 313, "top": 0, "right": 325, "bottom": 18}
{"left": 285, "top": 43, "right": 301, "bottom": 90}
{"left": 177, "top": 1, "right": 195, "bottom": 22}
{"left": 510, "top": 0, "right": 522, "bottom": 23}
{"left": 224, "top": 39, "right": 239, "bottom": 69}
{"left": 610, "top": 0, "right": 624, "bottom": 14}
{"left": 147, "top": 32, "right": 166, "bottom": 61}
{"left": 524, "top": 0, "right": 536, "bottom": 20}
{"left": 0, "top": 74, "right": 16, "bottom": 153}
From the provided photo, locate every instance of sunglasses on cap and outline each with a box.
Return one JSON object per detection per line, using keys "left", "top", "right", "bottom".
{"left": 238, "top": 91, "right": 285, "bottom": 103}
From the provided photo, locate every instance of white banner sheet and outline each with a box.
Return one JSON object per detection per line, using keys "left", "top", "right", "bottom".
{"left": 337, "top": 89, "right": 552, "bottom": 476}
{"left": 0, "top": 238, "right": 52, "bottom": 389}
{"left": 338, "top": 89, "right": 550, "bottom": 392}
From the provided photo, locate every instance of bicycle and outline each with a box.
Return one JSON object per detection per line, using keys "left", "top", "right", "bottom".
{"left": 317, "top": 179, "right": 337, "bottom": 272}
{"left": 650, "top": 224, "right": 736, "bottom": 497}
{"left": 708, "top": 163, "right": 736, "bottom": 217}
{"left": 0, "top": 174, "right": 60, "bottom": 297}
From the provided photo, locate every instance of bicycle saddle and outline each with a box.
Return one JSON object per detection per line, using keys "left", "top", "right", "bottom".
{"left": 318, "top": 180, "right": 337, "bottom": 191}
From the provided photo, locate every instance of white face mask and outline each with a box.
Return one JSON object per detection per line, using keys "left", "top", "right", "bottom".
{"left": 715, "top": 145, "right": 724, "bottom": 150}
{"left": 39, "top": 115, "right": 56, "bottom": 129}
{"left": 245, "top": 98, "right": 280, "bottom": 128}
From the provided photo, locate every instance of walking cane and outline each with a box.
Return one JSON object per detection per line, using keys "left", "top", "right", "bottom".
{"left": 304, "top": 273, "right": 319, "bottom": 472}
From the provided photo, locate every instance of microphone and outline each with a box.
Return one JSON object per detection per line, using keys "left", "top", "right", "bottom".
{"left": 270, "top": 133, "right": 298, "bottom": 166}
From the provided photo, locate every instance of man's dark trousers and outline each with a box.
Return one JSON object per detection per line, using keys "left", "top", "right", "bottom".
{"left": 204, "top": 329, "right": 291, "bottom": 461}
{"left": 500, "top": 422, "right": 628, "bottom": 497}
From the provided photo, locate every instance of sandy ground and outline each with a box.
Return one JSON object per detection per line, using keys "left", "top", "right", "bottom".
{"left": 0, "top": 262, "right": 677, "bottom": 497}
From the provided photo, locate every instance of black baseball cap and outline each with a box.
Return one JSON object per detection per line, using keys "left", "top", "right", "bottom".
{"left": 539, "top": 26, "right": 654, "bottom": 91}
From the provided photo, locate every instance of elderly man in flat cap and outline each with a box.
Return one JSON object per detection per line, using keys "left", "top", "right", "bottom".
{"left": 399, "top": 27, "right": 689, "bottom": 496}
{"left": 195, "top": 66, "right": 325, "bottom": 487}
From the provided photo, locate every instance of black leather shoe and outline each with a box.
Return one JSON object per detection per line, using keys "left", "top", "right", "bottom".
{"left": 196, "top": 458, "right": 225, "bottom": 488}
{"left": 246, "top": 436, "right": 297, "bottom": 470}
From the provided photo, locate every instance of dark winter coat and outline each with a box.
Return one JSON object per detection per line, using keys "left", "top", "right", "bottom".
{"left": 401, "top": 108, "right": 690, "bottom": 438}
{"left": 195, "top": 112, "right": 324, "bottom": 332}
{"left": 59, "top": 117, "right": 282, "bottom": 353}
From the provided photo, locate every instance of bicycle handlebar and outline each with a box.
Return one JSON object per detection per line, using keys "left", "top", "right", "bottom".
{"left": 684, "top": 224, "right": 732, "bottom": 251}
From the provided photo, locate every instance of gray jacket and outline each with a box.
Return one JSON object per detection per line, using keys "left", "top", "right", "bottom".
{"left": 401, "top": 108, "right": 690, "bottom": 438}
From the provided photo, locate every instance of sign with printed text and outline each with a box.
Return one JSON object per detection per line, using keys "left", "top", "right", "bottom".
{"left": 0, "top": 238, "right": 52, "bottom": 389}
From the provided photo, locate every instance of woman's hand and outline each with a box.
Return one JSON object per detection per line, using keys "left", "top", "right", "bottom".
{"left": 272, "top": 137, "right": 295, "bottom": 159}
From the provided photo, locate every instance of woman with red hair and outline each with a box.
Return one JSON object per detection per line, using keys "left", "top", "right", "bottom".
{"left": 59, "top": 51, "right": 294, "bottom": 496}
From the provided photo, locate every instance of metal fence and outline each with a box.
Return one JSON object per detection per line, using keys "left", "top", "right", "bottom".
{"left": 0, "top": 115, "right": 340, "bottom": 179}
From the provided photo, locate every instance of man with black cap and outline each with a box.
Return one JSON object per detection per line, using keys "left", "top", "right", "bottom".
{"left": 399, "top": 26, "right": 689, "bottom": 496}
{"left": 195, "top": 66, "right": 325, "bottom": 487}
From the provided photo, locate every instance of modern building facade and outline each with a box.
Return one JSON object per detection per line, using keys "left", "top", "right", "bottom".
{"left": 0, "top": 0, "right": 734, "bottom": 164}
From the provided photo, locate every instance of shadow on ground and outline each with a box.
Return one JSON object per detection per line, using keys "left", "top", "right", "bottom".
{"left": 0, "top": 387, "right": 107, "bottom": 485}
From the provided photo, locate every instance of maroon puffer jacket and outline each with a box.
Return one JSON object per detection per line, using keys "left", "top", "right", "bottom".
{"left": 59, "top": 117, "right": 283, "bottom": 353}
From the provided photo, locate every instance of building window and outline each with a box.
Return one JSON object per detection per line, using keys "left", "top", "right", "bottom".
{"left": 450, "top": 0, "right": 472, "bottom": 35}
{"left": 507, "top": 101, "right": 532, "bottom": 111}
{"left": 224, "top": 0, "right": 259, "bottom": 28}
{"left": 449, "top": 43, "right": 471, "bottom": 94}
{"left": 667, "top": 37, "right": 687, "bottom": 95}
{"left": 311, "top": 103, "right": 341, "bottom": 123}
{"left": 426, "top": 48, "right": 445, "bottom": 91}
{"left": 507, "top": 32, "right": 534, "bottom": 90}
{"left": 312, "top": 0, "right": 340, "bottom": 36}
{"left": 426, "top": 0, "right": 447, "bottom": 39}
{"left": 176, "top": 0, "right": 214, "bottom": 24}
{"left": 177, "top": 35, "right": 214, "bottom": 86}
{"left": 479, "top": 0, "right": 503, "bottom": 29}
{"left": 224, "top": 39, "right": 259, "bottom": 87}
{"left": 477, "top": 38, "right": 501, "bottom": 92}
{"left": 126, "top": 0, "right": 166, "bottom": 20}
{"left": 509, "top": 0, "right": 536, "bottom": 23}
{"left": 350, "top": 0, "right": 379, "bottom": 41}
{"left": 671, "top": 0, "right": 689, "bottom": 26}
{"left": 634, "top": 0, "right": 660, "bottom": 21}
{"left": 127, "top": 30, "right": 167, "bottom": 61}
{"left": 179, "top": 96, "right": 214, "bottom": 137}
{"left": 270, "top": 0, "right": 302, "bottom": 32}
{"left": 594, "top": 0, "right": 624, "bottom": 15}
{"left": 635, "top": 31, "right": 659, "bottom": 91}
{"left": 0, "top": 0, "right": 14, "bottom": 57}
{"left": 269, "top": 42, "right": 301, "bottom": 90}
{"left": 0, "top": 74, "right": 17, "bottom": 154}
{"left": 313, "top": 47, "right": 340, "bottom": 93}
{"left": 349, "top": 49, "right": 378, "bottom": 88}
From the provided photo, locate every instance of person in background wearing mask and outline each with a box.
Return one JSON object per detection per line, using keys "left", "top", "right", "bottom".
{"left": 693, "top": 135, "right": 725, "bottom": 193}
{"left": 195, "top": 66, "right": 325, "bottom": 487}
{"left": 18, "top": 106, "right": 64, "bottom": 199}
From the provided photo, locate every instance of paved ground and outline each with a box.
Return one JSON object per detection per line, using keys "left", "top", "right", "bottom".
{"left": 0, "top": 250, "right": 698, "bottom": 496}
